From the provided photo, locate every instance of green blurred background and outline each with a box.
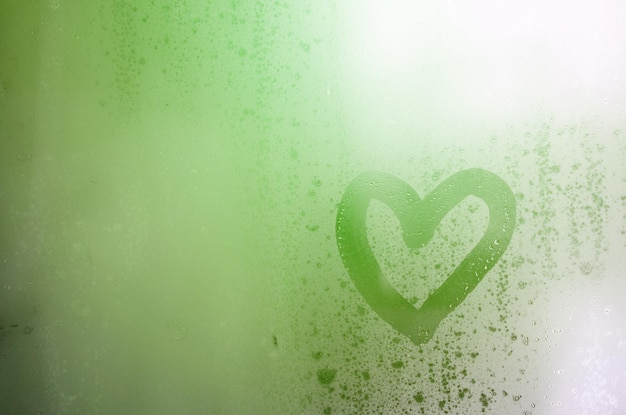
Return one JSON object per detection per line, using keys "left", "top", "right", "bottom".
{"left": 1, "top": 1, "right": 625, "bottom": 413}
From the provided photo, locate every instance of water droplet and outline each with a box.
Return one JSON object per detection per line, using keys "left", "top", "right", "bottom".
{"left": 391, "top": 361, "right": 404, "bottom": 368}
{"left": 317, "top": 368, "right": 337, "bottom": 385}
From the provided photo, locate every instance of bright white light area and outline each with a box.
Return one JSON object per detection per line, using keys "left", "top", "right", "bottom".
{"left": 347, "top": 0, "right": 428, "bottom": 81}
{"left": 339, "top": 0, "right": 626, "bottom": 124}
{"left": 547, "top": 278, "right": 626, "bottom": 414}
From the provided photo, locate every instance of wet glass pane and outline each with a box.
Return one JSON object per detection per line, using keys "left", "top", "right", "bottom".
{"left": 1, "top": 1, "right": 625, "bottom": 413}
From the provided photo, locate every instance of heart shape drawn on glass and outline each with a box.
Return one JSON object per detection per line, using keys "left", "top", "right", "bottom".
{"left": 335, "top": 169, "right": 516, "bottom": 345}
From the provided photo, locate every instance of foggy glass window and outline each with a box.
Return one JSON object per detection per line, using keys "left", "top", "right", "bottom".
{"left": 1, "top": 1, "right": 624, "bottom": 413}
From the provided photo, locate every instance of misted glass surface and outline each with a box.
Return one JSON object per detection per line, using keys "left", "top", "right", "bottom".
{"left": 1, "top": 1, "right": 625, "bottom": 414}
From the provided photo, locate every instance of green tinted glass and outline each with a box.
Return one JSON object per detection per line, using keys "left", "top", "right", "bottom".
{"left": 1, "top": 1, "right": 624, "bottom": 414}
